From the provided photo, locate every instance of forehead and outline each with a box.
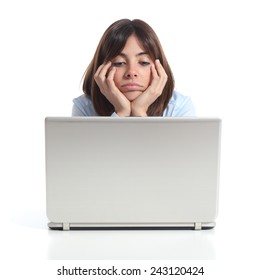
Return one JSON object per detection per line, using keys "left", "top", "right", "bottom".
{"left": 121, "top": 35, "right": 146, "bottom": 53}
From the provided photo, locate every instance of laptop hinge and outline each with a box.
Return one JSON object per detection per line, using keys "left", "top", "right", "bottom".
{"left": 63, "top": 223, "right": 70, "bottom": 231}
{"left": 194, "top": 222, "right": 202, "bottom": 230}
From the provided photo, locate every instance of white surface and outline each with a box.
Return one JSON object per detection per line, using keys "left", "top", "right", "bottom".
{"left": 1, "top": 0, "right": 260, "bottom": 278}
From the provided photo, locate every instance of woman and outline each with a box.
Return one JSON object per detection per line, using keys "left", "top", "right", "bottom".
{"left": 72, "top": 19, "right": 195, "bottom": 117}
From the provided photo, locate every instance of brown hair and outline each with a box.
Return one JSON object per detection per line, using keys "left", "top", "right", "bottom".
{"left": 82, "top": 19, "right": 174, "bottom": 116}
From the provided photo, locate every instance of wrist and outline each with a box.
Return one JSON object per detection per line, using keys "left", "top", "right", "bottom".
{"left": 131, "top": 109, "right": 147, "bottom": 117}
{"left": 115, "top": 102, "right": 131, "bottom": 117}
{"left": 116, "top": 109, "right": 131, "bottom": 117}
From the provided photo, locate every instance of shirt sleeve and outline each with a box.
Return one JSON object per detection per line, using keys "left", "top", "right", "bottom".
{"left": 72, "top": 103, "right": 86, "bottom": 116}
{"left": 176, "top": 97, "right": 196, "bottom": 117}
{"left": 72, "top": 95, "right": 97, "bottom": 116}
{"left": 164, "top": 92, "right": 196, "bottom": 117}
{"left": 111, "top": 112, "right": 119, "bottom": 117}
{"left": 72, "top": 95, "right": 122, "bottom": 117}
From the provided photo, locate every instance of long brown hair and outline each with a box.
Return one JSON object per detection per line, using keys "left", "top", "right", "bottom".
{"left": 82, "top": 19, "right": 174, "bottom": 116}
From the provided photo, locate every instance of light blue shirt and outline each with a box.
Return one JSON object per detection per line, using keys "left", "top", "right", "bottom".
{"left": 72, "top": 91, "right": 195, "bottom": 117}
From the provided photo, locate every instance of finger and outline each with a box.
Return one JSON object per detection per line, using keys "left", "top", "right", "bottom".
{"left": 106, "top": 67, "right": 116, "bottom": 91}
{"left": 155, "top": 59, "right": 166, "bottom": 77}
{"left": 94, "top": 61, "right": 111, "bottom": 81}
{"left": 106, "top": 67, "right": 117, "bottom": 88}
{"left": 99, "top": 61, "right": 112, "bottom": 79}
{"left": 106, "top": 66, "right": 116, "bottom": 79}
{"left": 94, "top": 63, "right": 105, "bottom": 78}
{"left": 150, "top": 63, "right": 159, "bottom": 79}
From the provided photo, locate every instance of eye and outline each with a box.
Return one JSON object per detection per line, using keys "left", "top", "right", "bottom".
{"left": 139, "top": 61, "right": 151, "bottom": 66}
{"left": 112, "top": 61, "right": 126, "bottom": 67}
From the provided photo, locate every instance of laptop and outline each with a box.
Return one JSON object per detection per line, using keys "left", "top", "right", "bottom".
{"left": 45, "top": 117, "right": 221, "bottom": 230}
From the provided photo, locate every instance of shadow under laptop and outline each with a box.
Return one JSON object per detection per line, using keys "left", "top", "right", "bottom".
{"left": 47, "top": 229, "right": 216, "bottom": 260}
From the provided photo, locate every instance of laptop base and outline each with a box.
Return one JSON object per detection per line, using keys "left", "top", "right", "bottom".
{"left": 48, "top": 222, "right": 216, "bottom": 231}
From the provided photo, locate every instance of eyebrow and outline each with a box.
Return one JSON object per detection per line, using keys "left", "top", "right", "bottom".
{"left": 118, "top": 52, "right": 149, "bottom": 58}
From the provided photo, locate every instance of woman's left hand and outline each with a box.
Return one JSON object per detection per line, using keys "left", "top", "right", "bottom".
{"left": 131, "top": 59, "right": 168, "bottom": 116}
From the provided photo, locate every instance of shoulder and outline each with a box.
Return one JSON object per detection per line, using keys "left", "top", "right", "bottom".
{"left": 163, "top": 91, "right": 196, "bottom": 117}
{"left": 72, "top": 94, "right": 97, "bottom": 116}
{"left": 171, "top": 91, "right": 193, "bottom": 106}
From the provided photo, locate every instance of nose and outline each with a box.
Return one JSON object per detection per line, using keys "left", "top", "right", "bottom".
{"left": 124, "top": 64, "right": 138, "bottom": 79}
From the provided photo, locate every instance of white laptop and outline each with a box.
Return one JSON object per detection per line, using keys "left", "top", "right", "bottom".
{"left": 45, "top": 117, "right": 221, "bottom": 230}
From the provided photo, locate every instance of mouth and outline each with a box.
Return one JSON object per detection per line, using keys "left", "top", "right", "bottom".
{"left": 121, "top": 83, "right": 143, "bottom": 91}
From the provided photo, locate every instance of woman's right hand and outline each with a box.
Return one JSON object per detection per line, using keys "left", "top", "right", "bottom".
{"left": 94, "top": 62, "right": 131, "bottom": 116}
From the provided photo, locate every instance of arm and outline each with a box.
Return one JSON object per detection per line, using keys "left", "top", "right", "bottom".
{"left": 131, "top": 60, "right": 168, "bottom": 116}
{"left": 94, "top": 62, "right": 131, "bottom": 117}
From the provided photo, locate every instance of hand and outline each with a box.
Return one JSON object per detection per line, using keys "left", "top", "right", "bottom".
{"left": 94, "top": 62, "right": 131, "bottom": 116}
{"left": 131, "top": 59, "right": 168, "bottom": 116}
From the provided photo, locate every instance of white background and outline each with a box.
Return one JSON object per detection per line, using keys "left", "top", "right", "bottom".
{"left": 1, "top": 0, "right": 260, "bottom": 278}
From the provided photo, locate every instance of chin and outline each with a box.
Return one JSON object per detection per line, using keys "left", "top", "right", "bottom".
{"left": 123, "top": 91, "right": 142, "bottom": 101}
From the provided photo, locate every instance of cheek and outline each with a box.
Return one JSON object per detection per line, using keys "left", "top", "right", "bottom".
{"left": 113, "top": 70, "right": 122, "bottom": 87}
{"left": 142, "top": 69, "right": 152, "bottom": 86}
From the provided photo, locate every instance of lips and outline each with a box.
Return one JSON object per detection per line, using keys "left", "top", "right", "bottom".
{"left": 121, "top": 83, "right": 143, "bottom": 91}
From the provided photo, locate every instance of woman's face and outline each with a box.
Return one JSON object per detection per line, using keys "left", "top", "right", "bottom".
{"left": 111, "top": 35, "right": 153, "bottom": 101}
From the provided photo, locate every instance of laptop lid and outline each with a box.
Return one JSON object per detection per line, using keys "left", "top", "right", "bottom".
{"left": 45, "top": 117, "right": 221, "bottom": 230}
